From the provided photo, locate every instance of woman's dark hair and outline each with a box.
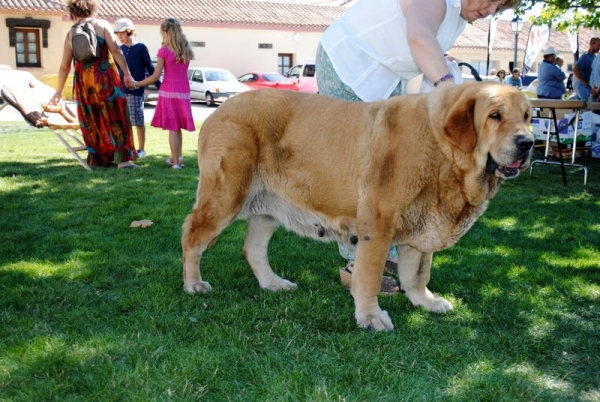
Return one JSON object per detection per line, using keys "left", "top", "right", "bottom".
{"left": 66, "top": 0, "right": 100, "bottom": 19}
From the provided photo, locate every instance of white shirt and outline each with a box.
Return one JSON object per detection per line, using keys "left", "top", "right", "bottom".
{"left": 321, "top": 0, "right": 467, "bottom": 101}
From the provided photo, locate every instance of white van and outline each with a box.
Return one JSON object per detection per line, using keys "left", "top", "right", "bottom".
{"left": 285, "top": 58, "right": 318, "bottom": 93}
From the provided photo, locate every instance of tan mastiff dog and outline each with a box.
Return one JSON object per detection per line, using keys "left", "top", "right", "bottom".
{"left": 182, "top": 82, "right": 533, "bottom": 331}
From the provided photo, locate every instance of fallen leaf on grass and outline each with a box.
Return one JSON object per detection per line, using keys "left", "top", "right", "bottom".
{"left": 130, "top": 219, "right": 154, "bottom": 228}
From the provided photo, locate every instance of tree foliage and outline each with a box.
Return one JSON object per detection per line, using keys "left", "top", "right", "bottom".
{"left": 518, "top": 0, "right": 600, "bottom": 31}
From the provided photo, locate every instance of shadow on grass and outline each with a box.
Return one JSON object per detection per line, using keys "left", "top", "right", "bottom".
{"left": 1, "top": 152, "right": 599, "bottom": 399}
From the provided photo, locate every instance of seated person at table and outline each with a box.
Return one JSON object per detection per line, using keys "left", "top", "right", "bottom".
{"left": 507, "top": 68, "right": 522, "bottom": 89}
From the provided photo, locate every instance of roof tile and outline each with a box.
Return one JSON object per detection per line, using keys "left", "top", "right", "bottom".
{"left": 1, "top": 0, "right": 346, "bottom": 28}
{"left": 2, "top": 0, "right": 598, "bottom": 50}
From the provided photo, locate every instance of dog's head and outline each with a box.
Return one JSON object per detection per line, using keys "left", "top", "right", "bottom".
{"left": 432, "top": 82, "right": 533, "bottom": 181}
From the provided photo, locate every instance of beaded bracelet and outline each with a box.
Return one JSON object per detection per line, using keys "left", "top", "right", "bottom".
{"left": 434, "top": 73, "right": 454, "bottom": 87}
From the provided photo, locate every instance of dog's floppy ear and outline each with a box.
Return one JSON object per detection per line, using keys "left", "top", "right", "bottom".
{"left": 443, "top": 96, "right": 478, "bottom": 153}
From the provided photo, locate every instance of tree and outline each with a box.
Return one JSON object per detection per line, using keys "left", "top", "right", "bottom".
{"left": 518, "top": 0, "right": 600, "bottom": 31}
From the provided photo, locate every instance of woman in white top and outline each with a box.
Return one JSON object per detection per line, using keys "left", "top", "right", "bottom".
{"left": 495, "top": 69, "right": 507, "bottom": 83}
{"left": 316, "top": 0, "right": 522, "bottom": 292}
{"left": 318, "top": 0, "right": 520, "bottom": 100}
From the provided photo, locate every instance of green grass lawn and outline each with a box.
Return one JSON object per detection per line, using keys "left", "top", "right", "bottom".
{"left": 0, "top": 121, "right": 599, "bottom": 401}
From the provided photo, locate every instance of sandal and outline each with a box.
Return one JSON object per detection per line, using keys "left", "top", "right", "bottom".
{"left": 117, "top": 161, "right": 138, "bottom": 169}
{"left": 384, "top": 260, "right": 398, "bottom": 276}
{"left": 166, "top": 157, "right": 184, "bottom": 166}
{"left": 339, "top": 263, "right": 400, "bottom": 295}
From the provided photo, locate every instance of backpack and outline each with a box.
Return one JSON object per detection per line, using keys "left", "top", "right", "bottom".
{"left": 70, "top": 19, "right": 99, "bottom": 63}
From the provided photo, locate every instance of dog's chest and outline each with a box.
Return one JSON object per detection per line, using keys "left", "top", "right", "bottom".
{"left": 400, "top": 201, "right": 487, "bottom": 251}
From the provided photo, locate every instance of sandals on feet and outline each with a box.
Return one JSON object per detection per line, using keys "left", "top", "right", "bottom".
{"left": 166, "top": 157, "right": 184, "bottom": 167}
{"left": 117, "top": 161, "right": 138, "bottom": 169}
{"left": 384, "top": 260, "right": 398, "bottom": 276}
{"left": 339, "top": 263, "right": 400, "bottom": 295}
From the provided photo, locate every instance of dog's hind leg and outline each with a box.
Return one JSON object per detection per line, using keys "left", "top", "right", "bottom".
{"left": 244, "top": 215, "right": 298, "bottom": 291}
{"left": 181, "top": 203, "right": 233, "bottom": 294}
{"left": 396, "top": 245, "right": 453, "bottom": 313}
{"left": 182, "top": 161, "right": 254, "bottom": 294}
{"left": 181, "top": 207, "right": 224, "bottom": 293}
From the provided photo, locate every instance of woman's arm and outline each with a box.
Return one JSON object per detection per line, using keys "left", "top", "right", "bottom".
{"left": 405, "top": 0, "right": 452, "bottom": 86}
{"left": 99, "top": 20, "right": 133, "bottom": 87}
{"left": 49, "top": 36, "right": 73, "bottom": 105}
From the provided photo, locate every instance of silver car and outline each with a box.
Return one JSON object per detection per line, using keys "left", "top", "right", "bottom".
{"left": 188, "top": 67, "right": 251, "bottom": 106}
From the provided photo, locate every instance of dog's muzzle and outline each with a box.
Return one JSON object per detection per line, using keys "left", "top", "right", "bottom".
{"left": 486, "top": 134, "right": 534, "bottom": 179}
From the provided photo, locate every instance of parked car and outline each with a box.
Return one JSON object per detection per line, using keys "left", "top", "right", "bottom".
{"left": 238, "top": 71, "right": 298, "bottom": 91}
{"left": 284, "top": 58, "right": 318, "bottom": 93}
{"left": 188, "top": 67, "right": 251, "bottom": 106}
{"left": 521, "top": 73, "right": 538, "bottom": 86}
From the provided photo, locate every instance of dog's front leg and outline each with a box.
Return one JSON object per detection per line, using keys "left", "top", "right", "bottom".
{"left": 397, "top": 245, "right": 453, "bottom": 312}
{"left": 351, "top": 237, "right": 394, "bottom": 331}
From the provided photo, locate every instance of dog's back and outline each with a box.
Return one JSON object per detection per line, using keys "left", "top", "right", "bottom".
{"left": 195, "top": 90, "right": 374, "bottom": 242}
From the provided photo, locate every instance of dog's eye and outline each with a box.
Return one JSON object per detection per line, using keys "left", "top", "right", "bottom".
{"left": 489, "top": 112, "right": 501, "bottom": 121}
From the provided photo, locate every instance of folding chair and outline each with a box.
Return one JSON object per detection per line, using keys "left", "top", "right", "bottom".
{"left": 0, "top": 69, "right": 91, "bottom": 171}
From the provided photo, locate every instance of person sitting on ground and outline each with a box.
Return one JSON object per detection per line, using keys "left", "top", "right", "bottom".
{"left": 506, "top": 68, "right": 523, "bottom": 89}
{"left": 537, "top": 47, "right": 566, "bottom": 100}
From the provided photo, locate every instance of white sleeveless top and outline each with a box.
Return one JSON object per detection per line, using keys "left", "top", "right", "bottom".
{"left": 321, "top": 0, "right": 466, "bottom": 101}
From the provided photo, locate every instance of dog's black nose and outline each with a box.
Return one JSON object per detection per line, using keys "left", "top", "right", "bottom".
{"left": 515, "top": 135, "right": 533, "bottom": 151}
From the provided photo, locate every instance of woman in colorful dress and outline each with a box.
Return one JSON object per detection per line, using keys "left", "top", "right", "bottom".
{"left": 132, "top": 17, "right": 195, "bottom": 169}
{"left": 49, "top": 0, "right": 137, "bottom": 169}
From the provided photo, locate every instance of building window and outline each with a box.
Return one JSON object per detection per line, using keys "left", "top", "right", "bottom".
{"left": 6, "top": 18, "right": 50, "bottom": 67}
{"left": 15, "top": 28, "right": 41, "bottom": 67}
{"left": 278, "top": 54, "right": 293, "bottom": 75}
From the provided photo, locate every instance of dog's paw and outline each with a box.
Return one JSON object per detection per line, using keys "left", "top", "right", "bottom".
{"left": 425, "top": 296, "right": 453, "bottom": 313}
{"left": 412, "top": 295, "right": 453, "bottom": 313}
{"left": 183, "top": 281, "right": 212, "bottom": 294}
{"left": 404, "top": 288, "right": 453, "bottom": 313}
{"left": 261, "top": 278, "right": 298, "bottom": 292}
{"left": 356, "top": 309, "right": 394, "bottom": 331}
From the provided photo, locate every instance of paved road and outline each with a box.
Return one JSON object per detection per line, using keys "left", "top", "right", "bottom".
{"left": 0, "top": 100, "right": 217, "bottom": 123}
{"left": 143, "top": 101, "right": 217, "bottom": 123}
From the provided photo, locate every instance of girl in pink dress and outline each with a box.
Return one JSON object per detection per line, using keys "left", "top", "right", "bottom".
{"left": 133, "top": 18, "right": 195, "bottom": 169}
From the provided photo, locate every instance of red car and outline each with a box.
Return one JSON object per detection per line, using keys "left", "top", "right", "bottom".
{"left": 238, "top": 71, "right": 299, "bottom": 91}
